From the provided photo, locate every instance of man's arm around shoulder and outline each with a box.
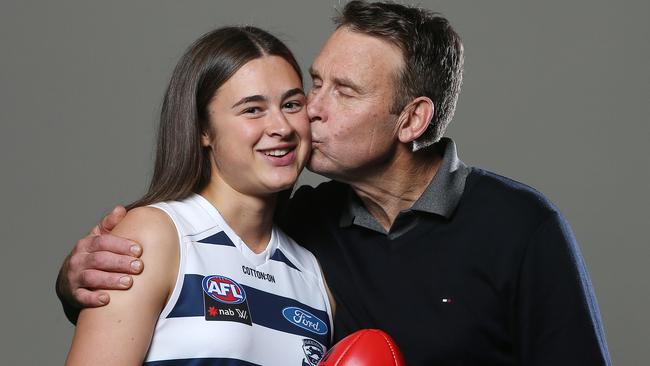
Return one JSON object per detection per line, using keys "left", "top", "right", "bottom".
{"left": 55, "top": 206, "right": 144, "bottom": 323}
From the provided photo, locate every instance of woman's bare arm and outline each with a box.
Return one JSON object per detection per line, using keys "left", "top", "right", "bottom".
{"left": 65, "top": 206, "right": 178, "bottom": 366}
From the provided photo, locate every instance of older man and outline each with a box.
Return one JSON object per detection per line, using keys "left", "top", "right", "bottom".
{"left": 57, "top": 1, "right": 611, "bottom": 364}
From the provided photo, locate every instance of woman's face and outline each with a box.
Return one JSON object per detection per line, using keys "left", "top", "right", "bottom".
{"left": 202, "top": 55, "right": 310, "bottom": 196}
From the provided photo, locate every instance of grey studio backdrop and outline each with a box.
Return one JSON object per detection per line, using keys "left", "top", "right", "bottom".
{"left": 0, "top": 0, "right": 648, "bottom": 364}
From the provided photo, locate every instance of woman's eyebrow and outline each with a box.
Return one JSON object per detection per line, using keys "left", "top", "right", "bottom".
{"left": 231, "top": 95, "right": 267, "bottom": 109}
{"left": 281, "top": 88, "right": 305, "bottom": 101}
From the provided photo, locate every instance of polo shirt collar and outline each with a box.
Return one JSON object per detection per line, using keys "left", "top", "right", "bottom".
{"left": 339, "top": 137, "right": 469, "bottom": 231}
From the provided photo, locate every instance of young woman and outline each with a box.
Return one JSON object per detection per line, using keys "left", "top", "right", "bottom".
{"left": 65, "top": 26, "right": 333, "bottom": 366}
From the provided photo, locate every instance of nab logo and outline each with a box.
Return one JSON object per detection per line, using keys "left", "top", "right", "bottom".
{"left": 202, "top": 275, "right": 246, "bottom": 304}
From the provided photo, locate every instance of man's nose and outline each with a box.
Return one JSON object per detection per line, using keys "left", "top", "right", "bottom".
{"left": 307, "top": 89, "right": 327, "bottom": 124}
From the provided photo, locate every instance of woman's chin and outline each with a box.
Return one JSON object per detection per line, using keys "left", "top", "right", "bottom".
{"left": 264, "top": 177, "right": 298, "bottom": 194}
{"left": 270, "top": 180, "right": 296, "bottom": 193}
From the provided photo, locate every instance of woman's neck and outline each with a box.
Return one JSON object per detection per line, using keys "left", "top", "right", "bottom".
{"left": 200, "top": 178, "right": 276, "bottom": 254}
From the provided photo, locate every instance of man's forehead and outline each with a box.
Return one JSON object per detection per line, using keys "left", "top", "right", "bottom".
{"left": 311, "top": 28, "right": 403, "bottom": 78}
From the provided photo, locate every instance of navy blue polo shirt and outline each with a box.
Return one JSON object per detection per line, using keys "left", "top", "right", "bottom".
{"left": 280, "top": 138, "right": 611, "bottom": 366}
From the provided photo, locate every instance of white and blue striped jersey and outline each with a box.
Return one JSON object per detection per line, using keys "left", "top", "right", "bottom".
{"left": 143, "top": 194, "right": 333, "bottom": 366}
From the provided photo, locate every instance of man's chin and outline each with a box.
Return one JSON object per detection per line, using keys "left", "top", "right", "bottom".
{"left": 306, "top": 158, "right": 327, "bottom": 176}
{"left": 306, "top": 161, "right": 339, "bottom": 182}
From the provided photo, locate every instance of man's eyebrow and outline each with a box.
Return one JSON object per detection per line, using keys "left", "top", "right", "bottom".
{"left": 281, "top": 88, "right": 305, "bottom": 101}
{"left": 231, "top": 95, "right": 266, "bottom": 109}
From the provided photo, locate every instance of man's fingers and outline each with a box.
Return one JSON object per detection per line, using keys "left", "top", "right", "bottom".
{"left": 89, "top": 224, "right": 102, "bottom": 236}
{"left": 72, "top": 288, "right": 111, "bottom": 308}
{"left": 74, "top": 233, "right": 99, "bottom": 254}
{"left": 98, "top": 205, "right": 127, "bottom": 233}
{"left": 87, "top": 234, "right": 142, "bottom": 258}
{"left": 78, "top": 269, "right": 135, "bottom": 290}
{"left": 85, "top": 251, "right": 143, "bottom": 274}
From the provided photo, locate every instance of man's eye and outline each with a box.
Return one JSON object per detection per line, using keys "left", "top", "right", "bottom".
{"left": 334, "top": 88, "right": 352, "bottom": 98}
{"left": 310, "top": 79, "right": 322, "bottom": 90}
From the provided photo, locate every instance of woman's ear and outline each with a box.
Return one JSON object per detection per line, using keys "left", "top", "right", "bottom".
{"left": 396, "top": 97, "right": 434, "bottom": 144}
{"left": 201, "top": 129, "right": 212, "bottom": 147}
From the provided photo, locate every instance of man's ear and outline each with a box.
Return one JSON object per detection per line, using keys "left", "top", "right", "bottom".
{"left": 396, "top": 97, "right": 434, "bottom": 144}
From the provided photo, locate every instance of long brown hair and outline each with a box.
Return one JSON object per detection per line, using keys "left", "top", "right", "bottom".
{"left": 127, "top": 26, "right": 302, "bottom": 209}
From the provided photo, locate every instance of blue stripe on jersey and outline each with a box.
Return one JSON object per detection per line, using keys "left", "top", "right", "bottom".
{"left": 166, "top": 274, "right": 203, "bottom": 318}
{"left": 197, "top": 231, "right": 235, "bottom": 247}
{"left": 166, "top": 274, "right": 330, "bottom": 346}
{"left": 269, "top": 249, "right": 299, "bottom": 271}
{"left": 144, "top": 358, "right": 260, "bottom": 366}
{"left": 246, "top": 286, "right": 329, "bottom": 345}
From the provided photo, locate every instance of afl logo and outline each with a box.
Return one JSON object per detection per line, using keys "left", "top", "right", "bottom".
{"left": 202, "top": 275, "right": 246, "bottom": 304}
{"left": 282, "top": 307, "right": 328, "bottom": 335}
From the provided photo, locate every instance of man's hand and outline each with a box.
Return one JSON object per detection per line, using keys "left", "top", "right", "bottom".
{"left": 56, "top": 206, "right": 144, "bottom": 317}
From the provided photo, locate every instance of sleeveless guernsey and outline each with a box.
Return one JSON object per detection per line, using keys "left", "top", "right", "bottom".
{"left": 142, "top": 194, "right": 332, "bottom": 366}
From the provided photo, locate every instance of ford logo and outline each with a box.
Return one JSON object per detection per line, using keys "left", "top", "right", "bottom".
{"left": 282, "top": 307, "right": 328, "bottom": 335}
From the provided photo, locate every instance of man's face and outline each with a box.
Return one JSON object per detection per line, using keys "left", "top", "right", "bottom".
{"left": 307, "top": 27, "right": 405, "bottom": 182}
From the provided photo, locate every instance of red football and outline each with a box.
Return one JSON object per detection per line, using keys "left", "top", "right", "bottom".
{"left": 318, "top": 329, "right": 406, "bottom": 366}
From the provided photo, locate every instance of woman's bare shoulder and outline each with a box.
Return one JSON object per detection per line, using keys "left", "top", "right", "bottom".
{"left": 111, "top": 206, "right": 180, "bottom": 295}
{"left": 112, "top": 206, "right": 178, "bottom": 252}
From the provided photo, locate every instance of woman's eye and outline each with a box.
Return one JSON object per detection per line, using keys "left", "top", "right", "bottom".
{"left": 243, "top": 106, "right": 262, "bottom": 114}
{"left": 283, "top": 101, "right": 303, "bottom": 111}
